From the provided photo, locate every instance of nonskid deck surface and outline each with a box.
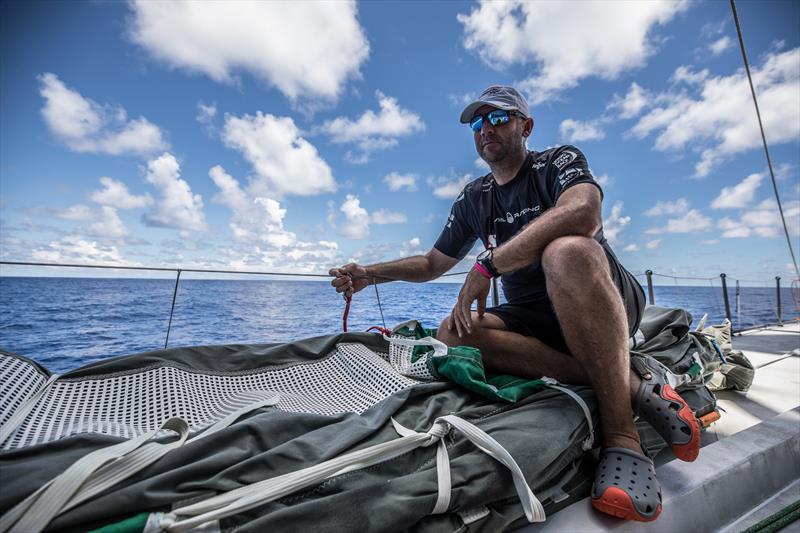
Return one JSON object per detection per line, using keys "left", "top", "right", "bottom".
{"left": 519, "top": 322, "right": 800, "bottom": 533}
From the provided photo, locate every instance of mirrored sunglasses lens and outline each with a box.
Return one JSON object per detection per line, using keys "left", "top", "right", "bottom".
{"left": 470, "top": 116, "right": 484, "bottom": 132}
{"left": 488, "top": 111, "right": 510, "bottom": 126}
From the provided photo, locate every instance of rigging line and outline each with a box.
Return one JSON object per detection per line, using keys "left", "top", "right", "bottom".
{"left": 730, "top": 0, "right": 800, "bottom": 279}
{"left": 0, "top": 261, "right": 330, "bottom": 278}
{"left": 373, "top": 278, "right": 387, "bottom": 331}
{"left": 165, "top": 269, "right": 181, "bottom": 350}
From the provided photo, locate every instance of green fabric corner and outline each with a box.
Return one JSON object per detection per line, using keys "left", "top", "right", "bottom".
{"left": 87, "top": 512, "right": 149, "bottom": 533}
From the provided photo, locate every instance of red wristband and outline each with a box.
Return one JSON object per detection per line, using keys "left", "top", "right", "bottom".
{"left": 473, "top": 262, "right": 493, "bottom": 280}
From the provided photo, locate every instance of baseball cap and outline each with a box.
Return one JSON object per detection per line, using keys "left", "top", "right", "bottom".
{"left": 459, "top": 85, "right": 530, "bottom": 124}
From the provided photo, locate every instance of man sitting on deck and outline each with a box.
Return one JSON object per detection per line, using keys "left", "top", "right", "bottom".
{"left": 329, "top": 85, "right": 700, "bottom": 522}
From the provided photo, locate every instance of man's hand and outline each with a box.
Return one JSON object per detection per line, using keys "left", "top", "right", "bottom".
{"left": 449, "top": 268, "right": 490, "bottom": 338}
{"left": 329, "top": 263, "right": 371, "bottom": 299}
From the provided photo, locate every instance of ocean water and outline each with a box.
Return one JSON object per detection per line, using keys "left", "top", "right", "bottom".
{"left": 1, "top": 277, "right": 796, "bottom": 374}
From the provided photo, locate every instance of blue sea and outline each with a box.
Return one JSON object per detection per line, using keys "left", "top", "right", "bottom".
{"left": 1, "top": 276, "right": 797, "bottom": 374}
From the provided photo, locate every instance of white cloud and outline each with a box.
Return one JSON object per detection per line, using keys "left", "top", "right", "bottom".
{"left": 321, "top": 91, "right": 424, "bottom": 162}
{"left": 594, "top": 173, "right": 613, "bottom": 188}
{"left": 31, "top": 235, "right": 127, "bottom": 265}
{"left": 129, "top": 0, "right": 369, "bottom": 103}
{"left": 647, "top": 209, "right": 713, "bottom": 234}
{"left": 644, "top": 198, "right": 690, "bottom": 217}
{"left": 623, "top": 244, "right": 640, "bottom": 252}
{"left": 223, "top": 112, "right": 336, "bottom": 197}
{"left": 87, "top": 206, "right": 128, "bottom": 238}
{"left": 428, "top": 174, "right": 473, "bottom": 199}
{"left": 196, "top": 101, "right": 217, "bottom": 134}
{"left": 383, "top": 172, "right": 418, "bottom": 192}
{"left": 56, "top": 204, "right": 93, "bottom": 221}
{"left": 559, "top": 119, "right": 605, "bottom": 142}
{"left": 607, "top": 82, "right": 651, "bottom": 119}
{"left": 602, "top": 201, "right": 630, "bottom": 245}
{"left": 371, "top": 209, "right": 407, "bottom": 225}
{"left": 457, "top": 1, "right": 688, "bottom": 103}
{"left": 398, "top": 237, "right": 424, "bottom": 258}
{"left": 209, "top": 165, "right": 295, "bottom": 248}
{"left": 718, "top": 198, "right": 800, "bottom": 239}
{"left": 339, "top": 194, "right": 370, "bottom": 239}
{"left": 629, "top": 48, "right": 800, "bottom": 177}
{"left": 645, "top": 239, "right": 662, "bottom": 249}
{"left": 709, "top": 36, "right": 733, "bottom": 56}
{"left": 90, "top": 176, "right": 153, "bottom": 209}
{"left": 142, "top": 153, "right": 207, "bottom": 232}
{"left": 711, "top": 172, "right": 764, "bottom": 209}
{"left": 38, "top": 73, "right": 167, "bottom": 156}
{"left": 672, "top": 65, "right": 709, "bottom": 85}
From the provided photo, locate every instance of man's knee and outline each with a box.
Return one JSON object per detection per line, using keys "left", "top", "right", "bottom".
{"left": 542, "top": 236, "right": 607, "bottom": 283}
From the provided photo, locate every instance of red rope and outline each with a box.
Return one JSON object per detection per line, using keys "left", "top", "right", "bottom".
{"left": 342, "top": 294, "right": 352, "bottom": 332}
{"left": 366, "top": 326, "right": 392, "bottom": 336}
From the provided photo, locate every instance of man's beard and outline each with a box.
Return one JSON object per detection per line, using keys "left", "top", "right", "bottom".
{"left": 479, "top": 138, "right": 523, "bottom": 164}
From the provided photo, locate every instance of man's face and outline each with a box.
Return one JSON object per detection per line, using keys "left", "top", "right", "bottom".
{"left": 472, "top": 105, "right": 530, "bottom": 164}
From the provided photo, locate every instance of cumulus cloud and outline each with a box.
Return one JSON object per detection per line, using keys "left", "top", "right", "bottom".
{"left": 223, "top": 112, "right": 336, "bottom": 197}
{"left": 90, "top": 176, "right": 153, "bottom": 209}
{"left": 709, "top": 36, "right": 733, "bottom": 56}
{"left": 128, "top": 0, "right": 369, "bottom": 103}
{"left": 602, "top": 201, "right": 630, "bottom": 245}
{"left": 623, "top": 244, "right": 639, "bottom": 252}
{"left": 645, "top": 239, "right": 662, "bottom": 249}
{"left": 628, "top": 48, "right": 800, "bottom": 177}
{"left": 383, "top": 172, "right": 418, "bottom": 192}
{"left": 607, "top": 82, "right": 652, "bottom": 119}
{"left": 646, "top": 209, "right": 712, "bottom": 234}
{"left": 38, "top": 73, "right": 167, "bottom": 156}
{"left": 339, "top": 194, "right": 370, "bottom": 239}
{"left": 87, "top": 206, "right": 127, "bottom": 238}
{"left": 371, "top": 209, "right": 407, "bottom": 225}
{"left": 427, "top": 174, "right": 473, "bottom": 199}
{"left": 321, "top": 91, "right": 424, "bottom": 163}
{"left": 559, "top": 119, "right": 606, "bottom": 142}
{"left": 142, "top": 153, "right": 207, "bottom": 232}
{"left": 644, "top": 198, "right": 690, "bottom": 217}
{"left": 196, "top": 101, "right": 217, "bottom": 134}
{"left": 32, "top": 235, "right": 127, "bottom": 265}
{"left": 711, "top": 172, "right": 764, "bottom": 209}
{"left": 209, "top": 165, "right": 295, "bottom": 248}
{"left": 458, "top": 1, "right": 688, "bottom": 103}
{"left": 594, "top": 173, "right": 613, "bottom": 188}
{"left": 718, "top": 199, "right": 800, "bottom": 238}
{"left": 56, "top": 204, "right": 93, "bottom": 221}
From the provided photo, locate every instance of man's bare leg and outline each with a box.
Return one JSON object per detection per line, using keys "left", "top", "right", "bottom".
{"left": 542, "top": 236, "right": 640, "bottom": 452}
{"left": 436, "top": 313, "right": 641, "bottom": 401}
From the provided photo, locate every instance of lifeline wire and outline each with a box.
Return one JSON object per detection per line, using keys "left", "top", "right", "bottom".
{"left": 730, "top": 0, "right": 799, "bottom": 279}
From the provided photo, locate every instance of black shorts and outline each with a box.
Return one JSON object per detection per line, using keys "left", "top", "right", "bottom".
{"left": 486, "top": 249, "right": 645, "bottom": 354}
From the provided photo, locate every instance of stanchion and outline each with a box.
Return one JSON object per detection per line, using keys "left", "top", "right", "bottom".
{"left": 720, "top": 273, "right": 732, "bottom": 323}
{"left": 491, "top": 277, "right": 499, "bottom": 307}
{"left": 776, "top": 276, "right": 782, "bottom": 325}
{"left": 645, "top": 270, "right": 655, "bottom": 305}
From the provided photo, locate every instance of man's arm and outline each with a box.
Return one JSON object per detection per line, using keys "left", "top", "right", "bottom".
{"left": 329, "top": 248, "right": 459, "bottom": 297}
{"left": 492, "top": 183, "right": 601, "bottom": 274}
{"left": 449, "top": 183, "right": 601, "bottom": 337}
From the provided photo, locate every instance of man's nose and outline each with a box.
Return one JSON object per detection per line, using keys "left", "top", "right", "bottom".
{"left": 479, "top": 119, "right": 496, "bottom": 135}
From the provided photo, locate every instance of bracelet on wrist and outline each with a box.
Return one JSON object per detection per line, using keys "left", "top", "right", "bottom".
{"left": 473, "top": 262, "right": 493, "bottom": 280}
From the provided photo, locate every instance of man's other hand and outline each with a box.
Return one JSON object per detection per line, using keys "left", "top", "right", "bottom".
{"left": 329, "top": 263, "right": 370, "bottom": 299}
{"left": 450, "top": 268, "right": 490, "bottom": 338}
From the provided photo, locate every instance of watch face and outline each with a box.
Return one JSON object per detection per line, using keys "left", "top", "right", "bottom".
{"left": 477, "top": 249, "right": 492, "bottom": 261}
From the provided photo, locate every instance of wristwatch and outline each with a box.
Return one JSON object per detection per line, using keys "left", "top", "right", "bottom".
{"left": 476, "top": 248, "right": 500, "bottom": 278}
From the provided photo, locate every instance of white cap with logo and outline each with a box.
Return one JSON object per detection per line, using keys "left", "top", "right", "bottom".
{"left": 459, "top": 85, "right": 531, "bottom": 124}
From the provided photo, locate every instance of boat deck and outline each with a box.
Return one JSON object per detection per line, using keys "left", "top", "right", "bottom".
{"left": 521, "top": 322, "right": 800, "bottom": 532}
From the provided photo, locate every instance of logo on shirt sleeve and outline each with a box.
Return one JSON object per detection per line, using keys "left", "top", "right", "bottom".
{"left": 553, "top": 150, "right": 577, "bottom": 170}
{"left": 558, "top": 166, "right": 584, "bottom": 186}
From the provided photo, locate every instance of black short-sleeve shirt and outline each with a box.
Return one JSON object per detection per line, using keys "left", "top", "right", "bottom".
{"left": 434, "top": 146, "right": 608, "bottom": 303}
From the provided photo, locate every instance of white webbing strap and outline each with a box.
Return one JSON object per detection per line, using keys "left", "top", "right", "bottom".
{"left": 0, "top": 417, "right": 190, "bottom": 533}
{"left": 541, "top": 377, "right": 595, "bottom": 451}
{"left": 0, "top": 392, "right": 279, "bottom": 533}
{"left": 383, "top": 334, "right": 448, "bottom": 356}
{"left": 0, "top": 374, "right": 59, "bottom": 448}
{"left": 160, "top": 414, "right": 543, "bottom": 532}
{"left": 391, "top": 418, "right": 451, "bottom": 514}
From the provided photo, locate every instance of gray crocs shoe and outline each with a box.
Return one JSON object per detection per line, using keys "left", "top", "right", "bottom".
{"left": 632, "top": 355, "right": 701, "bottom": 462}
{"left": 591, "top": 447, "right": 663, "bottom": 522}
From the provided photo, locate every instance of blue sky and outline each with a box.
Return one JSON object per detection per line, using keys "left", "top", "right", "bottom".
{"left": 1, "top": 0, "right": 798, "bottom": 284}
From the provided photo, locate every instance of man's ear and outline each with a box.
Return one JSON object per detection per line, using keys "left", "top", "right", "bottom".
{"left": 523, "top": 117, "right": 534, "bottom": 137}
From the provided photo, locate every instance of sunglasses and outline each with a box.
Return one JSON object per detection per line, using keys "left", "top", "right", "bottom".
{"left": 469, "top": 109, "right": 521, "bottom": 132}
